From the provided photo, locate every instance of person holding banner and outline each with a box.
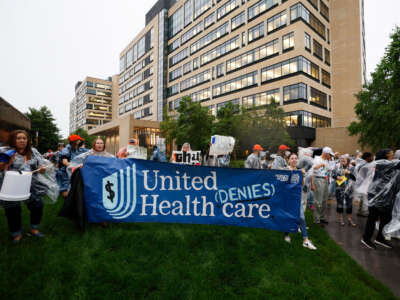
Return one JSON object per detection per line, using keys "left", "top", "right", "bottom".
{"left": 70, "top": 138, "right": 114, "bottom": 167}
{"left": 57, "top": 134, "right": 88, "bottom": 200}
{"left": 117, "top": 138, "right": 139, "bottom": 159}
{"left": 283, "top": 153, "right": 317, "bottom": 250}
{"left": 0, "top": 130, "right": 47, "bottom": 243}
{"left": 245, "top": 144, "right": 263, "bottom": 169}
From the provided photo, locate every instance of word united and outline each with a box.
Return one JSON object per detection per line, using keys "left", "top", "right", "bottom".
{"left": 81, "top": 156, "right": 302, "bottom": 232}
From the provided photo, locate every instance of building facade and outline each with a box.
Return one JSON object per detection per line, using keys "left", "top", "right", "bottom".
{"left": 69, "top": 76, "right": 115, "bottom": 133}
{"left": 92, "top": 0, "right": 366, "bottom": 153}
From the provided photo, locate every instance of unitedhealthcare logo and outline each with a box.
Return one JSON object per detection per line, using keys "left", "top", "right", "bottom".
{"left": 102, "top": 164, "right": 137, "bottom": 219}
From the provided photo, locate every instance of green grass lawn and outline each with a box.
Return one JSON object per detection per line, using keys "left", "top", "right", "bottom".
{"left": 0, "top": 200, "right": 397, "bottom": 300}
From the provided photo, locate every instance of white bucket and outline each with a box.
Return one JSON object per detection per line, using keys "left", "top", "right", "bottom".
{"left": 0, "top": 171, "right": 32, "bottom": 201}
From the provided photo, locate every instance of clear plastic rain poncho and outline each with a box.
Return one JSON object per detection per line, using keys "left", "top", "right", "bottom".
{"left": 367, "top": 159, "right": 400, "bottom": 210}
{"left": 0, "top": 149, "right": 59, "bottom": 206}
{"left": 383, "top": 189, "right": 400, "bottom": 237}
{"left": 353, "top": 161, "right": 376, "bottom": 196}
{"left": 66, "top": 149, "right": 114, "bottom": 178}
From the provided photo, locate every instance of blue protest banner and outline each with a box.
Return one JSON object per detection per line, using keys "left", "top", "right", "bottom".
{"left": 81, "top": 156, "right": 302, "bottom": 232}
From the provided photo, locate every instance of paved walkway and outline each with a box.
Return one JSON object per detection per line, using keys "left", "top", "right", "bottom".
{"left": 323, "top": 200, "right": 400, "bottom": 298}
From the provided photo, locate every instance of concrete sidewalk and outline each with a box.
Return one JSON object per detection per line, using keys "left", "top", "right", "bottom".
{"left": 322, "top": 201, "right": 400, "bottom": 298}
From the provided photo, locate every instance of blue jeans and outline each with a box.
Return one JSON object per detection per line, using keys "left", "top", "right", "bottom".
{"left": 285, "top": 196, "right": 308, "bottom": 239}
{"left": 3, "top": 198, "right": 43, "bottom": 237}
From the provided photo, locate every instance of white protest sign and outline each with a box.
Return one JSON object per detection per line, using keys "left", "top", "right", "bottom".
{"left": 209, "top": 135, "right": 235, "bottom": 156}
{"left": 127, "top": 145, "right": 148, "bottom": 160}
{"left": 172, "top": 151, "right": 201, "bottom": 165}
{"left": 156, "top": 137, "right": 166, "bottom": 153}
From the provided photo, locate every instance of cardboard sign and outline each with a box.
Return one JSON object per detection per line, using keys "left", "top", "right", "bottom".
{"left": 210, "top": 135, "right": 235, "bottom": 156}
{"left": 172, "top": 151, "right": 201, "bottom": 165}
{"left": 127, "top": 145, "right": 147, "bottom": 160}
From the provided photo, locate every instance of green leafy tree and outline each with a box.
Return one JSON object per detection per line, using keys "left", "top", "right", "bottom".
{"left": 72, "top": 128, "right": 97, "bottom": 148}
{"left": 238, "top": 101, "right": 294, "bottom": 152}
{"left": 348, "top": 26, "right": 400, "bottom": 150}
{"left": 213, "top": 102, "right": 241, "bottom": 137}
{"left": 25, "top": 106, "right": 61, "bottom": 153}
{"left": 160, "top": 96, "right": 215, "bottom": 152}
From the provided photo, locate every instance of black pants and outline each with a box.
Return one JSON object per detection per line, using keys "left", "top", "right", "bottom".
{"left": 3, "top": 200, "right": 43, "bottom": 236}
{"left": 363, "top": 206, "right": 392, "bottom": 241}
{"left": 336, "top": 186, "right": 353, "bottom": 214}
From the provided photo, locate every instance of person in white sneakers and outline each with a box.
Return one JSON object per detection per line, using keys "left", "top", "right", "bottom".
{"left": 284, "top": 153, "right": 317, "bottom": 250}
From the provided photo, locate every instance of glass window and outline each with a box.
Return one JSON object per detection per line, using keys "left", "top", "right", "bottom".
{"left": 310, "top": 87, "right": 328, "bottom": 108}
{"left": 212, "top": 71, "right": 257, "bottom": 98}
{"left": 190, "top": 21, "right": 229, "bottom": 54}
{"left": 322, "top": 69, "right": 331, "bottom": 87}
{"left": 291, "top": 3, "right": 326, "bottom": 39}
{"left": 180, "top": 69, "right": 211, "bottom": 91}
{"left": 181, "top": 21, "right": 203, "bottom": 44}
{"left": 169, "top": 67, "right": 182, "bottom": 82}
{"left": 169, "top": 6, "right": 184, "bottom": 39}
{"left": 169, "top": 47, "right": 188, "bottom": 67}
{"left": 168, "top": 39, "right": 180, "bottom": 53}
{"left": 248, "top": 22, "right": 264, "bottom": 43}
{"left": 231, "top": 11, "right": 245, "bottom": 31}
{"left": 226, "top": 39, "right": 278, "bottom": 73}
{"left": 305, "top": 32, "right": 311, "bottom": 50}
{"left": 282, "top": 32, "right": 295, "bottom": 51}
{"left": 204, "top": 12, "right": 215, "bottom": 28}
{"left": 200, "top": 35, "right": 240, "bottom": 66}
{"left": 248, "top": 0, "right": 279, "bottom": 20}
{"left": 320, "top": 0, "right": 329, "bottom": 21}
{"left": 217, "top": 0, "right": 240, "bottom": 20}
{"left": 183, "top": 61, "right": 192, "bottom": 74}
{"left": 184, "top": 0, "right": 192, "bottom": 27}
{"left": 216, "top": 63, "right": 225, "bottom": 77}
{"left": 313, "top": 39, "right": 323, "bottom": 59}
{"left": 267, "top": 10, "right": 287, "bottom": 33}
{"left": 194, "top": 0, "right": 212, "bottom": 19}
{"left": 190, "top": 88, "right": 211, "bottom": 102}
{"left": 283, "top": 83, "right": 307, "bottom": 103}
{"left": 137, "top": 36, "right": 145, "bottom": 58}
{"left": 325, "top": 48, "right": 330, "bottom": 64}
{"left": 119, "top": 55, "right": 126, "bottom": 73}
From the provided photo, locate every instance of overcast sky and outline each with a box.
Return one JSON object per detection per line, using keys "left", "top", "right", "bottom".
{"left": 0, "top": 0, "right": 399, "bottom": 138}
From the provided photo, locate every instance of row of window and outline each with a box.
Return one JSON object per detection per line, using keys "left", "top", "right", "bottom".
{"left": 86, "top": 89, "right": 112, "bottom": 97}
{"left": 86, "top": 81, "right": 112, "bottom": 90}
{"left": 120, "top": 53, "right": 154, "bottom": 85}
{"left": 169, "top": 28, "right": 296, "bottom": 87}
{"left": 120, "top": 28, "right": 154, "bottom": 73}
{"left": 248, "top": 0, "right": 279, "bottom": 21}
{"left": 119, "top": 66, "right": 153, "bottom": 95}
{"left": 290, "top": 2, "right": 326, "bottom": 39}
{"left": 200, "top": 35, "right": 240, "bottom": 66}
{"left": 180, "top": 69, "right": 211, "bottom": 92}
{"left": 285, "top": 110, "right": 331, "bottom": 128}
{"left": 261, "top": 56, "right": 327, "bottom": 83}
{"left": 217, "top": 0, "right": 240, "bottom": 20}
{"left": 122, "top": 94, "right": 153, "bottom": 114}
{"left": 212, "top": 71, "right": 258, "bottom": 98}
{"left": 118, "top": 80, "right": 153, "bottom": 105}
{"left": 226, "top": 38, "right": 279, "bottom": 73}
{"left": 190, "top": 21, "right": 229, "bottom": 54}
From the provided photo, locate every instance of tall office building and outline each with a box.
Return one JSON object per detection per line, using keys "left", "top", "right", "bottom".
{"left": 92, "top": 0, "right": 366, "bottom": 152}
{"left": 69, "top": 76, "right": 115, "bottom": 134}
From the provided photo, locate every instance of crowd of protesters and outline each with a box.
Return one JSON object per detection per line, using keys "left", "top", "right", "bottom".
{"left": 1, "top": 130, "right": 400, "bottom": 251}
{"left": 245, "top": 143, "right": 400, "bottom": 250}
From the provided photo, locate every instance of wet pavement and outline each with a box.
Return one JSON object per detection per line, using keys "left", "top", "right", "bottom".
{"left": 323, "top": 200, "right": 400, "bottom": 298}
